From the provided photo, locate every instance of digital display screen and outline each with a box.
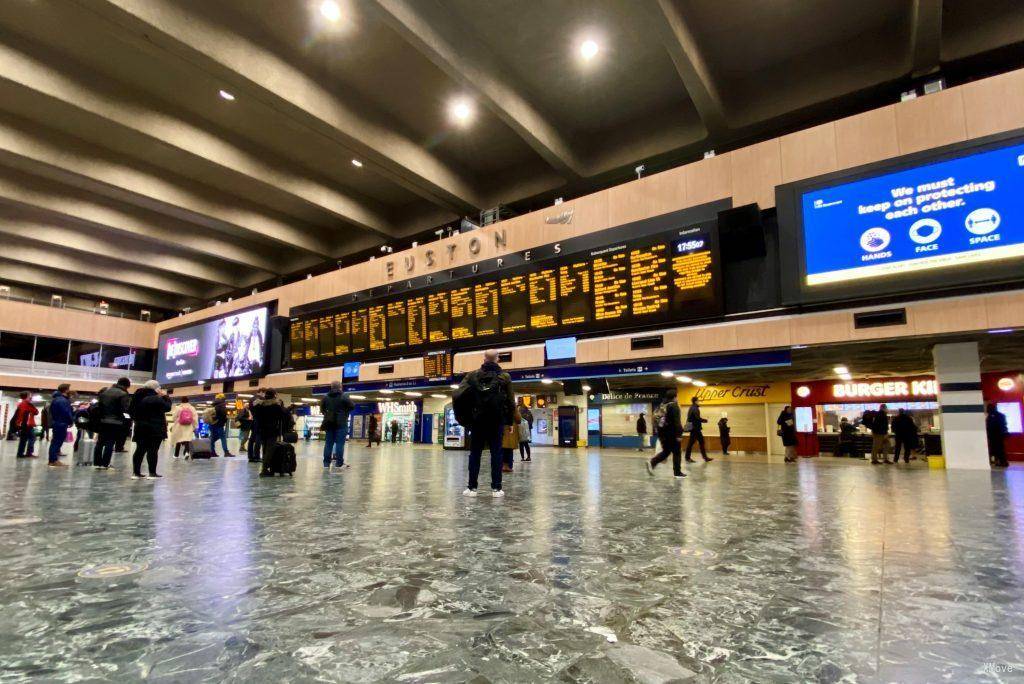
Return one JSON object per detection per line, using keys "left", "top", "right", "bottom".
{"left": 156, "top": 306, "right": 268, "bottom": 385}
{"left": 290, "top": 223, "right": 720, "bottom": 368}
{"left": 997, "top": 401, "right": 1023, "bottom": 434}
{"left": 289, "top": 320, "right": 303, "bottom": 362}
{"left": 343, "top": 361, "right": 361, "bottom": 379}
{"left": 801, "top": 140, "right": 1024, "bottom": 286}
{"left": 423, "top": 350, "right": 453, "bottom": 379}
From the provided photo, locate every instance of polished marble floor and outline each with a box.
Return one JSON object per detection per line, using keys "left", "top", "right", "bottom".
{"left": 1, "top": 437, "right": 1023, "bottom": 683}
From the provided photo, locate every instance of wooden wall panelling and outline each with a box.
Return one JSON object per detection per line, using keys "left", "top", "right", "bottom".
{"left": 834, "top": 105, "right": 900, "bottom": 169}
{"left": 789, "top": 310, "right": 853, "bottom": 346}
{"left": 895, "top": 88, "right": 967, "bottom": 155}
{"left": 607, "top": 166, "right": 688, "bottom": 227}
{"left": 684, "top": 153, "right": 732, "bottom": 207}
{"left": 962, "top": 69, "right": 1024, "bottom": 139}
{"left": 909, "top": 297, "right": 988, "bottom": 336}
{"left": 984, "top": 291, "right": 1024, "bottom": 330}
{"left": 0, "top": 374, "right": 108, "bottom": 393}
{"left": 780, "top": 122, "right": 839, "bottom": 184}
{"left": 575, "top": 338, "right": 609, "bottom": 364}
{"left": 734, "top": 317, "right": 793, "bottom": 351}
{"left": 0, "top": 299, "right": 152, "bottom": 347}
{"left": 728, "top": 138, "right": 782, "bottom": 208}
{"left": 453, "top": 351, "right": 482, "bottom": 374}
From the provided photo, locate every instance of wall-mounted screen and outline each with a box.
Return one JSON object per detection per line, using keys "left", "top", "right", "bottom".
{"left": 997, "top": 401, "right": 1023, "bottom": 434}
{"left": 343, "top": 361, "right": 362, "bottom": 379}
{"left": 289, "top": 221, "right": 721, "bottom": 368}
{"left": 156, "top": 306, "right": 268, "bottom": 385}
{"left": 779, "top": 132, "right": 1024, "bottom": 305}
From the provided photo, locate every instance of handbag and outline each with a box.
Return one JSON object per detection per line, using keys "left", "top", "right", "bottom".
{"left": 683, "top": 422, "right": 693, "bottom": 432}
{"left": 282, "top": 430, "right": 299, "bottom": 444}
{"left": 65, "top": 430, "right": 75, "bottom": 443}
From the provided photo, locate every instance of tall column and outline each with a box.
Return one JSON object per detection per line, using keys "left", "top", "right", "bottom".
{"left": 932, "top": 342, "right": 989, "bottom": 470}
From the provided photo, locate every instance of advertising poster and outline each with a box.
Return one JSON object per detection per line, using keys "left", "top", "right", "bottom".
{"left": 156, "top": 307, "right": 268, "bottom": 385}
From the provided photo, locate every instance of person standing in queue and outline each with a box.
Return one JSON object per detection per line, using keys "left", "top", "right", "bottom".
{"left": 94, "top": 378, "right": 131, "bottom": 470}
{"left": 13, "top": 391, "right": 39, "bottom": 458}
{"left": 236, "top": 404, "right": 253, "bottom": 452}
{"left": 777, "top": 405, "right": 798, "bottom": 463}
{"left": 454, "top": 349, "right": 516, "bottom": 498}
{"left": 869, "top": 404, "right": 892, "bottom": 465}
{"left": 247, "top": 389, "right": 265, "bottom": 462}
{"left": 40, "top": 403, "right": 51, "bottom": 442}
{"left": 367, "top": 414, "right": 380, "bottom": 447}
{"left": 635, "top": 413, "right": 648, "bottom": 452}
{"left": 834, "top": 416, "right": 858, "bottom": 458}
{"left": 987, "top": 403, "right": 1009, "bottom": 468}
{"left": 130, "top": 380, "right": 172, "bottom": 479}
{"left": 891, "top": 408, "right": 919, "bottom": 464}
{"left": 321, "top": 380, "right": 355, "bottom": 471}
{"left": 169, "top": 397, "right": 197, "bottom": 458}
{"left": 684, "top": 396, "right": 712, "bottom": 463}
{"left": 390, "top": 418, "right": 400, "bottom": 443}
{"left": 47, "top": 383, "right": 73, "bottom": 467}
{"left": 718, "top": 413, "right": 731, "bottom": 456}
{"left": 646, "top": 389, "right": 686, "bottom": 478}
{"left": 518, "top": 416, "right": 532, "bottom": 461}
{"left": 253, "top": 388, "right": 291, "bottom": 477}
{"left": 209, "top": 393, "right": 234, "bottom": 457}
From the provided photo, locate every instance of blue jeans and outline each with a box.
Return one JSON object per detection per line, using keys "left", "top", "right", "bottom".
{"left": 323, "top": 426, "right": 347, "bottom": 466}
{"left": 210, "top": 424, "right": 229, "bottom": 456}
{"left": 16, "top": 430, "right": 35, "bottom": 457}
{"left": 49, "top": 425, "right": 68, "bottom": 463}
{"left": 467, "top": 424, "right": 504, "bottom": 491}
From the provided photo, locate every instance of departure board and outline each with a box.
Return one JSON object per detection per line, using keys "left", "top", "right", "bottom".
{"left": 427, "top": 291, "right": 451, "bottom": 342}
{"left": 451, "top": 286, "right": 474, "bottom": 339}
{"left": 529, "top": 269, "right": 558, "bottom": 329}
{"left": 350, "top": 309, "right": 368, "bottom": 354}
{"left": 334, "top": 312, "right": 351, "bottom": 356}
{"left": 303, "top": 319, "right": 318, "bottom": 360}
{"left": 592, "top": 248, "right": 630, "bottom": 322}
{"left": 423, "top": 350, "right": 453, "bottom": 379}
{"left": 407, "top": 296, "right": 427, "bottom": 347}
{"left": 630, "top": 244, "right": 670, "bottom": 316}
{"left": 474, "top": 281, "right": 499, "bottom": 337}
{"left": 558, "top": 260, "right": 591, "bottom": 325}
{"left": 290, "top": 222, "right": 721, "bottom": 368}
{"left": 289, "top": 320, "right": 304, "bottom": 362}
{"left": 368, "top": 305, "right": 386, "bottom": 351}
{"left": 386, "top": 301, "right": 406, "bottom": 349}
{"left": 318, "top": 315, "right": 335, "bottom": 358}
{"left": 500, "top": 275, "right": 528, "bottom": 334}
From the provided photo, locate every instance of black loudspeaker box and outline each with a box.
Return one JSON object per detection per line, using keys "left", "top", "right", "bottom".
{"left": 562, "top": 379, "right": 584, "bottom": 396}
{"left": 718, "top": 204, "right": 766, "bottom": 262}
{"left": 588, "top": 378, "right": 610, "bottom": 394}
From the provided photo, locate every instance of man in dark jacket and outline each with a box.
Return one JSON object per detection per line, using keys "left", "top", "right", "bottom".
{"left": 684, "top": 396, "right": 712, "bottom": 463}
{"left": 47, "top": 383, "right": 73, "bottom": 466}
{"left": 869, "top": 404, "right": 892, "bottom": 465}
{"left": 130, "top": 380, "right": 172, "bottom": 478}
{"left": 455, "top": 350, "right": 516, "bottom": 497}
{"left": 210, "top": 393, "right": 234, "bottom": 457}
{"left": 891, "top": 408, "right": 919, "bottom": 464}
{"left": 93, "top": 377, "right": 131, "bottom": 469}
{"left": 636, "top": 413, "right": 648, "bottom": 451}
{"left": 987, "top": 403, "right": 1009, "bottom": 468}
{"left": 247, "top": 389, "right": 265, "bottom": 462}
{"left": 320, "top": 381, "right": 355, "bottom": 470}
{"left": 647, "top": 389, "right": 685, "bottom": 477}
{"left": 253, "top": 388, "right": 292, "bottom": 477}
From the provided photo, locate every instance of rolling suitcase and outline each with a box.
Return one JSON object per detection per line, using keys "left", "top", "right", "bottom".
{"left": 189, "top": 437, "right": 213, "bottom": 459}
{"left": 264, "top": 442, "right": 296, "bottom": 476}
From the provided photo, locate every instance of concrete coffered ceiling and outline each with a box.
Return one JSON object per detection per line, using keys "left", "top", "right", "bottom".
{"left": 0, "top": 0, "right": 1020, "bottom": 312}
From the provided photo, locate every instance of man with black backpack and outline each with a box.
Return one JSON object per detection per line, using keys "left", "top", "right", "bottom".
{"left": 646, "top": 389, "right": 686, "bottom": 478}
{"left": 453, "top": 350, "right": 516, "bottom": 498}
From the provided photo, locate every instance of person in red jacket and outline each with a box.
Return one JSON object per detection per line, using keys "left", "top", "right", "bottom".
{"left": 13, "top": 391, "right": 39, "bottom": 458}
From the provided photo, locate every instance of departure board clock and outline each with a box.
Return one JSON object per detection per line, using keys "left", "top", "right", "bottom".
{"left": 289, "top": 220, "right": 721, "bottom": 369}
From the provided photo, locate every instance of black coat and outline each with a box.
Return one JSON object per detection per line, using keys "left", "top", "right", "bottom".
{"left": 777, "top": 410, "right": 797, "bottom": 447}
{"left": 636, "top": 414, "right": 647, "bottom": 435}
{"left": 686, "top": 404, "right": 706, "bottom": 433}
{"left": 252, "top": 398, "right": 291, "bottom": 439}
{"left": 320, "top": 390, "right": 355, "bottom": 430}
{"left": 97, "top": 385, "right": 131, "bottom": 432}
{"left": 131, "top": 388, "right": 172, "bottom": 443}
{"left": 658, "top": 401, "right": 684, "bottom": 439}
{"left": 870, "top": 411, "right": 890, "bottom": 436}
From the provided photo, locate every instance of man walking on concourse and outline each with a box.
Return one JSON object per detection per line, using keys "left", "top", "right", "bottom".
{"left": 454, "top": 349, "right": 516, "bottom": 498}
{"left": 646, "top": 389, "right": 686, "bottom": 478}
{"left": 684, "top": 395, "right": 713, "bottom": 463}
{"left": 320, "top": 380, "right": 355, "bottom": 471}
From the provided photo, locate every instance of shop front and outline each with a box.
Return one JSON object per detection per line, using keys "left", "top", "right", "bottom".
{"left": 586, "top": 390, "right": 663, "bottom": 449}
{"left": 378, "top": 400, "right": 420, "bottom": 443}
{"left": 791, "top": 376, "right": 942, "bottom": 457}
{"left": 676, "top": 382, "right": 792, "bottom": 454}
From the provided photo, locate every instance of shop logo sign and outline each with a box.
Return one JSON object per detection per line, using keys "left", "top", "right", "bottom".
{"left": 693, "top": 385, "right": 770, "bottom": 402}
{"left": 166, "top": 337, "right": 199, "bottom": 360}
{"left": 832, "top": 379, "right": 935, "bottom": 399}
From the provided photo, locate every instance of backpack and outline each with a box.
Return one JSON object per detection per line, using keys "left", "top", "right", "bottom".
{"left": 453, "top": 371, "right": 507, "bottom": 428}
{"left": 86, "top": 402, "right": 103, "bottom": 433}
{"left": 178, "top": 406, "right": 195, "bottom": 425}
{"left": 652, "top": 402, "right": 669, "bottom": 431}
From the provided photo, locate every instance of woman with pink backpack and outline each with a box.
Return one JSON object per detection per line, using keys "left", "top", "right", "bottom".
{"left": 169, "top": 397, "right": 197, "bottom": 458}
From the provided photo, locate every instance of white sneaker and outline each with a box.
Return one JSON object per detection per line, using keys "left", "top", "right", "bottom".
{"left": 492, "top": 489, "right": 505, "bottom": 498}
{"left": 462, "top": 488, "right": 478, "bottom": 497}
{"left": 131, "top": 474, "right": 146, "bottom": 480}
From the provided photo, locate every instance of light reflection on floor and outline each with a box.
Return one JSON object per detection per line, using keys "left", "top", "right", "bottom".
{"left": 0, "top": 439, "right": 1022, "bottom": 682}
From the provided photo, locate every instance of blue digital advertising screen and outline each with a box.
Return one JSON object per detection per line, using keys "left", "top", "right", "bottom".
{"left": 545, "top": 336, "right": 577, "bottom": 362}
{"left": 800, "top": 138, "right": 1024, "bottom": 286}
{"left": 342, "top": 361, "right": 362, "bottom": 379}
{"left": 155, "top": 306, "right": 268, "bottom": 386}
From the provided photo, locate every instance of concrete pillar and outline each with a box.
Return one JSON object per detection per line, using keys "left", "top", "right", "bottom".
{"left": 932, "top": 342, "right": 989, "bottom": 470}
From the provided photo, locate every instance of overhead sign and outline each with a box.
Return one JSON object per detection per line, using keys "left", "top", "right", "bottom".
{"left": 801, "top": 139, "right": 1024, "bottom": 286}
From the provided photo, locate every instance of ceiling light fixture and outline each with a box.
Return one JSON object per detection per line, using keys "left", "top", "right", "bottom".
{"left": 448, "top": 97, "right": 474, "bottom": 125}
{"left": 660, "top": 370, "right": 674, "bottom": 378}
{"left": 404, "top": 391, "right": 422, "bottom": 397}
{"left": 379, "top": 389, "right": 394, "bottom": 394}
{"left": 833, "top": 366, "right": 849, "bottom": 375}
{"left": 320, "top": 0, "right": 341, "bottom": 22}
{"left": 676, "top": 375, "right": 692, "bottom": 383}
{"left": 541, "top": 378, "right": 554, "bottom": 385}
{"left": 349, "top": 394, "right": 366, "bottom": 400}
{"left": 692, "top": 380, "right": 707, "bottom": 387}
{"left": 218, "top": 89, "right": 235, "bottom": 101}
{"left": 582, "top": 385, "right": 592, "bottom": 392}
{"left": 579, "top": 38, "right": 599, "bottom": 61}
{"left": 430, "top": 394, "right": 447, "bottom": 399}
{"left": 839, "top": 373, "right": 853, "bottom": 381}
{"left": 450, "top": 384, "right": 459, "bottom": 389}
{"left": 351, "top": 159, "right": 363, "bottom": 168}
